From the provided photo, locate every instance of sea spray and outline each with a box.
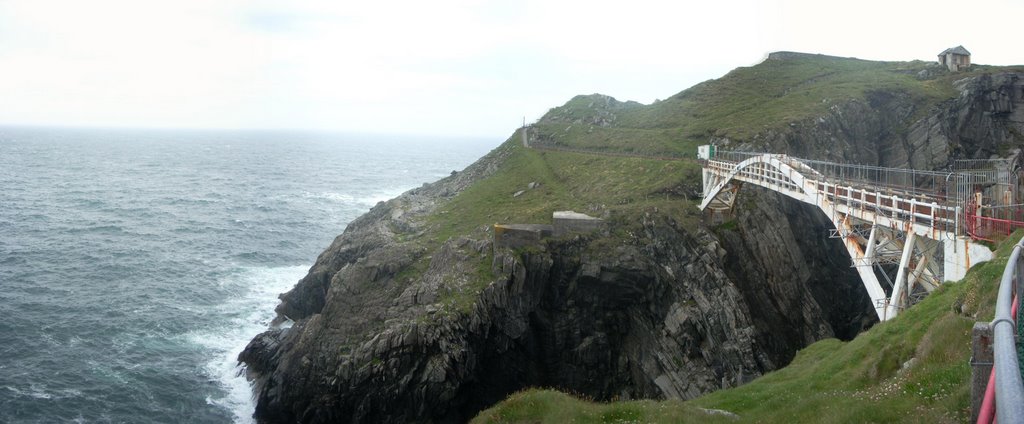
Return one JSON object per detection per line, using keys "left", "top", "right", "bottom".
{"left": 188, "top": 265, "right": 306, "bottom": 423}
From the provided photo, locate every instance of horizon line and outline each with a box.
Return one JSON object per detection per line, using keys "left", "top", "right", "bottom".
{"left": 0, "top": 122, "right": 507, "bottom": 141}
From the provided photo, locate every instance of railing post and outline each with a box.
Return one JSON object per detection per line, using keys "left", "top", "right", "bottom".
{"left": 1017, "top": 254, "right": 1024, "bottom": 319}
{"left": 971, "top": 322, "right": 994, "bottom": 423}
{"left": 956, "top": 205, "right": 961, "bottom": 237}
{"left": 910, "top": 198, "right": 917, "bottom": 225}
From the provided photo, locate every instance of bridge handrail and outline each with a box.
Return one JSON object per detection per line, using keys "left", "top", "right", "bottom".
{"left": 706, "top": 157, "right": 961, "bottom": 234}
{"left": 817, "top": 181, "right": 953, "bottom": 217}
{"left": 709, "top": 158, "right": 952, "bottom": 204}
{"left": 990, "top": 236, "right": 1024, "bottom": 422}
{"left": 709, "top": 150, "right": 1001, "bottom": 201}
{"left": 966, "top": 202, "right": 1024, "bottom": 242}
{"left": 710, "top": 149, "right": 985, "bottom": 179}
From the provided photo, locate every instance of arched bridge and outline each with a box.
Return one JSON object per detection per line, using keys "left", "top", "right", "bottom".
{"left": 697, "top": 146, "right": 1008, "bottom": 321}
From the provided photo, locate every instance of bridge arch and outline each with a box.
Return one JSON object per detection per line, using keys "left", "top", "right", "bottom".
{"left": 699, "top": 153, "right": 817, "bottom": 212}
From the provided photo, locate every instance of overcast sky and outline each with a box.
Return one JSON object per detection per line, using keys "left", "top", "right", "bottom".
{"left": 1, "top": 0, "right": 1021, "bottom": 138}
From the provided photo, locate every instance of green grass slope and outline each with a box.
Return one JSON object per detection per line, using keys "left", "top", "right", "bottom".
{"left": 413, "top": 140, "right": 703, "bottom": 314}
{"left": 424, "top": 54, "right": 1024, "bottom": 251}
{"left": 471, "top": 234, "right": 1020, "bottom": 423}
{"left": 529, "top": 53, "right": 1023, "bottom": 155}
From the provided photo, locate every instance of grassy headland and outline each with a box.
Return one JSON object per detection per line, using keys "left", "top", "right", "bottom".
{"left": 527, "top": 53, "right": 979, "bottom": 155}
{"left": 425, "top": 54, "right": 1005, "bottom": 258}
{"left": 392, "top": 54, "right": 1023, "bottom": 419}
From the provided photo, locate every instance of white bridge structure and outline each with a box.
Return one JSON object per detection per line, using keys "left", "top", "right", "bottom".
{"left": 697, "top": 146, "right": 1001, "bottom": 321}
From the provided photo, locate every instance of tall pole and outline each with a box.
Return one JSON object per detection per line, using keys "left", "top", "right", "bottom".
{"left": 521, "top": 117, "right": 529, "bottom": 148}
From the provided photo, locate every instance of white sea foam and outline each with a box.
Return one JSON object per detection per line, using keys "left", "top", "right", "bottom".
{"left": 356, "top": 190, "right": 404, "bottom": 206}
{"left": 188, "top": 265, "right": 307, "bottom": 424}
{"left": 5, "top": 384, "right": 82, "bottom": 400}
{"left": 305, "top": 191, "right": 355, "bottom": 203}
{"left": 306, "top": 189, "right": 407, "bottom": 207}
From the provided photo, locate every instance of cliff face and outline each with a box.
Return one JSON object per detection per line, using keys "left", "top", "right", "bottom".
{"left": 723, "top": 71, "right": 1024, "bottom": 168}
{"left": 241, "top": 191, "right": 870, "bottom": 423}
{"left": 240, "top": 70, "right": 1024, "bottom": 423}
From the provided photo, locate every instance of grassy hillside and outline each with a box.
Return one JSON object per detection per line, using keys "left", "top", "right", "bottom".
{"left": 415, "top": 140, "right": 703, "bottom": 314}
{"left": 471, "top": 234, "right": 1020, "bottom": 423}
{"left": 423, "top": 54, "right": 1019, "bottom": 249}
{"left": 529, "top": 54, "right": 982, "bottom": 155}
{"left": 431, "top": 141, "right": 702, "bottom": 242}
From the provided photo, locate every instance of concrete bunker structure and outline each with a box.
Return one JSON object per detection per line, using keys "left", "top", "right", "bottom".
{"left": 494, "top": 210, "right": 604, "bottom": 250}
{"left": 553, "top": 210, "right": 604, "bottom": 236}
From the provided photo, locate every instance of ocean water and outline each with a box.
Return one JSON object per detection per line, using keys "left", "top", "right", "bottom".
{"left": 0, "top": 127, "right": 494, "bottom": 423}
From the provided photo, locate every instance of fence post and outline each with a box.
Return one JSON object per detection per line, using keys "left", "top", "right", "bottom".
{"left": 1017, "top": 255, "right": 1023, "bottom": 322}
{"left": 971, "top": 322, "right": 994, "bottom": 423}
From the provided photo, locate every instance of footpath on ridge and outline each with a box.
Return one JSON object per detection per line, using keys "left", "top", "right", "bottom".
{"left": 521, "top": 126, "right": 693, "bottom": 162}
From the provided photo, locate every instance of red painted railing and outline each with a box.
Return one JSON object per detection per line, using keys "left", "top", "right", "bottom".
{"left": 966, "top": 201, "right": 1024, "bottom": 242}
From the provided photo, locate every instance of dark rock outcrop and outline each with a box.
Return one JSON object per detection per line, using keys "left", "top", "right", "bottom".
{"left": 718, "top": 72, "right": 1024, "bottom": 169}
{"left": 241, "top": 191, "right": 871, "bottom": 423}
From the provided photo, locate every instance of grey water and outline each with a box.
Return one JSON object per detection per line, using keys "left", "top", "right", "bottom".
{"left": 0, "top": 127, "right": 494, "bottom": 423}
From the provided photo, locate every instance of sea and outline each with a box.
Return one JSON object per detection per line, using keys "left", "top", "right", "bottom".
{"left": 0, "top": 127, "right": 495, "bottom": 423}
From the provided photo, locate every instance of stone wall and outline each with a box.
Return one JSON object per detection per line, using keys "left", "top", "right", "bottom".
{"left": 552, "top": 211, "right": 604, "bottom": 236}
{"left": 493, "top": 224, "right": 553, "bottom": 250}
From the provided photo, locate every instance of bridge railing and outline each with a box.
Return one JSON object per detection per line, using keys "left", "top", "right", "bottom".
{"left": 814, "top": 180, "right": 959, "bottom": 235}
{"left": 966, "top": 202, "right": 1024, "bottom": 242}
{"left": 708, "top": 150, "right": 957, "bottom": 200}
{"left": 706, "top": 149, "right": 1018, "bottom": 239}
{"left": 976, "top": 236, "right": 1024, "bottom": 423}
{"left": 705, "top": 150, "right": 961, "bottom": 234}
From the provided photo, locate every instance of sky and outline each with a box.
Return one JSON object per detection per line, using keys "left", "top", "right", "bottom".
{"left": 1, "top": 0, "right": 1022, "bottom": 138}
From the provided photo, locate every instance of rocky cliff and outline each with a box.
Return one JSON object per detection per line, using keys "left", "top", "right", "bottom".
{"left": 720, "top": 70, "right": 1024, "bottom": 169}
{"left": 240, "top": 59, "right": 1024, "bottom": 423}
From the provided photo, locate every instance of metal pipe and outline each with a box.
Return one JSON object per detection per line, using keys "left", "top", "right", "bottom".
{"left": 946, "top": 171, "right": 956, "bottom": 234}
{"left": 956, "top": 206, "right": 961, "bottom": 238}
{"left": 993, "top": 240, "right": 1024, "bottom": 423}
{"left": 978, "top": 367, "right": 996, "bottom": 424}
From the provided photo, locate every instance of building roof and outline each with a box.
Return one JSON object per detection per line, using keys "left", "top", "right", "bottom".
{"left": 939, "top": 45, "right": 971, "bottom": 56}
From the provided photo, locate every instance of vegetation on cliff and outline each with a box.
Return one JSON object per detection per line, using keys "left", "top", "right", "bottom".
{"left": 529, "top": 53, "right": 983, "bottom": 155}
{"left": 242, "top": 51, "right": 1024, "bottom": 423}
{"left": 472, "top": 234, "right": 1019, "bottom": 423}
{"left": 394, "top": 141, "right": 703, "bottom": 316}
